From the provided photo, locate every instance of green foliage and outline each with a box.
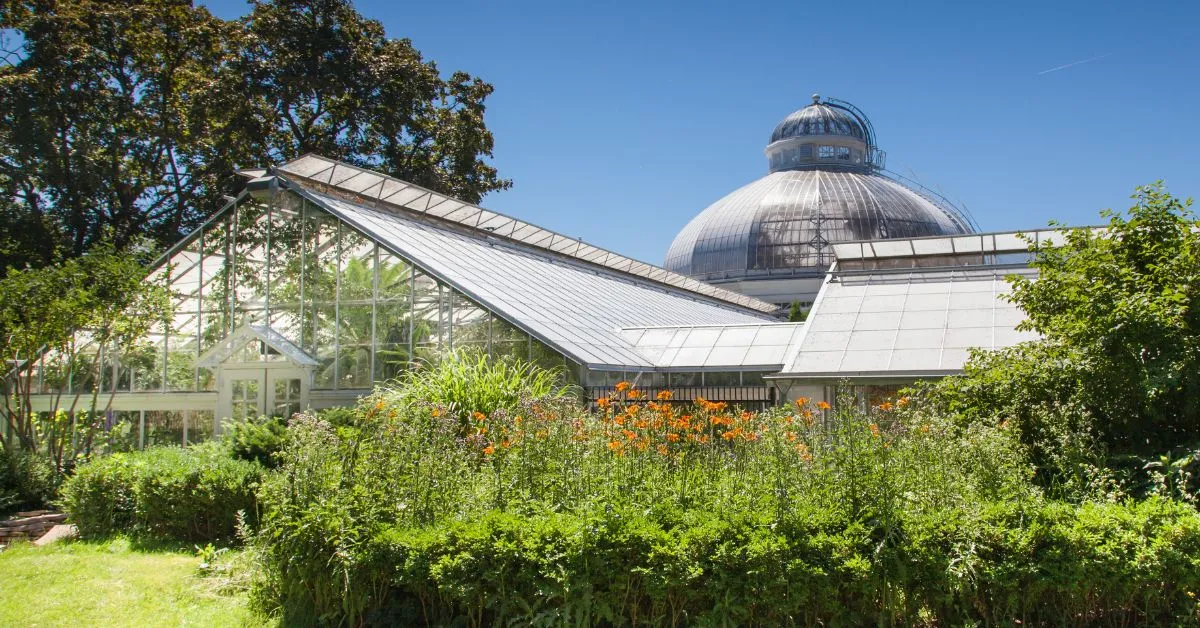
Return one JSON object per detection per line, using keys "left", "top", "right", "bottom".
{"left": 61, "top": 442, "right": 262, "bottom": 543}
{"left": 383, "top": 348, "right": 575, "bottom": 427}
{"left": 0, "top": 246, "right": 171, "bottom": 481}
{"left": 0, "top": 446, "right": 58, "bottom": 515}
{"left": 0, "top": 0, "right": 508, "bottom": 267}
{"left": 226, "top": 416, "right": 288, "bottom": 469}
{"left": 787, "top": 299, "right": 807, "bottom": 322}
{"left": 251, "top": 383, "right": 1112, "bottom": 624}
{"left": 928, "top": 183, "right": 1200, "bottom": 501}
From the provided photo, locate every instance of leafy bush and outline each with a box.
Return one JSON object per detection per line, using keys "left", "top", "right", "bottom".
{"left": 61, "top": 442, "right": 262, "bottom": 542}
{"left": 927, "top": 184, "right": 1200, "bottom": 501}
{"left": 0, "top": 446, "right": 60, "bottom": 515}
{"left": 227, "top": 416, "right": 288, "bottom": 468}
{"left": 253, "top": 386, "right": 1105, "bottom": 624}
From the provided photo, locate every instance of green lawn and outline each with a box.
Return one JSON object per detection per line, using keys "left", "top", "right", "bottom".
{"left": 0, "top": 538, "right": 262, "bottom": 627}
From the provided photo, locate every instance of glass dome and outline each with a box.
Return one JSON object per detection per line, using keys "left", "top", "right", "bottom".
{"left": 665, "top": 95, "right": 975, "bottom": 283}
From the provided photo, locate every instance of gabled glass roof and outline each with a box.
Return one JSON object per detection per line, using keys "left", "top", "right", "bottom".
{"left": 618, "top": 323, "right": 806, "bottom": 370}
{"left": 294, "top": 185, "right": 777, "bottom": 370}
{"left": 275, "top": 154, "right": 777, "bottom": 314}
{"left": 777, "top": 264, "right": 1039, "bottom": 378}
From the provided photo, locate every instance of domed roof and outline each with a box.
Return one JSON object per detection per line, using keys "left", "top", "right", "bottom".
{"left": 664, "top": 170, "right": 973, "bottom": 280}
{"left": 665, "top": 94, "right": 975, "bottom": 284}
{"left": 769, "top": 94, "right": 869, "bottom": 144}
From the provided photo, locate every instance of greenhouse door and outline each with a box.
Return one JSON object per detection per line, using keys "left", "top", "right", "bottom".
{"left": 217, "top": 365, "right": 309, "bottom": 423}
{"left": 200, "top": 324, "right": 320, "bottom": 425}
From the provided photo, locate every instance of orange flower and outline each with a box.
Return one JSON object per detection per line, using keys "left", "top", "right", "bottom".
{"left": 666, "top": 432, "right": 680, "bottom": 442}
{"left": 627, "top": 389, "right": 646, "bottom": 400}
{"left": 817, "top": 401, "right": 831, "bottom": 411}
{"left": 597, "top": 397, "right": 611, "bottom": 409}
{"left": 613, "top": 415, "right": 626, "bottom": 426}
{"left": 622, "top": 429, "right": 637, "bottom": 441}
{"left": 615, "top": 381, "right": 631, "bottom": 393}
{"left": 878, "top": 402, "right": 894, "bottom": 411}
{"left": 785, "top": 432, "right": 797, "bottom": 442}
{"left": 473, "top": 411, "right": 486, "bottom": 422}
{"left": 794, "top": 442, "right": 812, "bottom": 462}
{"left": 869, "top": 423, "right": 880, "bottom": 437}
{"left": 431, "top": 408, "right": 442, "bottom": 417}
{"left": 500, "top": 439, "right": 512, "bottom": 449}
{"left": 483, "top": 445, "right": 495, "bottom": 455}
{"left": 657, "top": 444, "right": 670, "bottom": 456}
{"left": 607, "top": 440, "right": 623, "bottom": 451}
{"left": 897, "top": 396, "right": 910, "bottom": 407}
{"left": 796, "top": 397, "right": 810, "bottom": 407}
{"left": 656, "top": 390, "right": 673, "bottom": 401}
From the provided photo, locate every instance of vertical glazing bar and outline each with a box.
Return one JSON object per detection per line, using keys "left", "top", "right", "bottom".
{"left": 407, "top": 270, "right": 414, "bottom": 369}
{"left": 299, "top": 199, "right": 306, "bottom": 349}
{"left": 265, "top": 201, "right": 272, "bottom": 326}
{"left": 196, "top": 230, "right": 203, "bottom": 391}
{"left": 138, "top": 410, "right": 145, "bottom": 450}
{"left": 334, "top": 221, "right": 342, "bottom": 388}
{"left": 370, "top": 243, "right": 378, "bottom": 384}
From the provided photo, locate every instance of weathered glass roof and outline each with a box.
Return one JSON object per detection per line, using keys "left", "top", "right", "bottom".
{"left": 291, "top": 184, "right": 778, "bottom": 370}
{"left": 618, "top": 323, "right": 806, "bottom": 370}
{"left": 276, "top": 154, "right": 777, "bottom": 314}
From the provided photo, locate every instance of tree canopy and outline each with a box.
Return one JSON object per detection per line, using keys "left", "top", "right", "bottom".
{"left": 0, "top": 0, "right": 509, "bottom": 273}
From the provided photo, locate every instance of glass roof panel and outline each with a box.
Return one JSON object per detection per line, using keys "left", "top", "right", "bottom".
{"left": 780, "top": 265, "right": 1037, "bottom": 377}
{"left": 276, "top": 155, "right": 775, "bottom": 314}
{"left": 301, "top": 190, "right": 775, "bottom": 369}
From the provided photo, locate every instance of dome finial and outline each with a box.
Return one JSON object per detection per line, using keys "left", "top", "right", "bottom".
{"left": 811, "top": 92, "right": 821, "bottom": 104}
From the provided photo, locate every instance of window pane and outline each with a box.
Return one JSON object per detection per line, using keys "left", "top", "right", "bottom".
{"left": 187, "top": 411, "right": 215, "bottom": 445}
{"left": 145, "top": 411, "right": 184, "bottom": 447}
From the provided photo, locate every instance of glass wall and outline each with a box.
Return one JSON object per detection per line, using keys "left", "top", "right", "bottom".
{"left": 43, "top": 188, "right": 582, "bottom": 397}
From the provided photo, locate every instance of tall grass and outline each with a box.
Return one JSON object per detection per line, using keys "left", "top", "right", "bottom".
{"left": 382, "top": 348, "right": 575, "bottom": 427}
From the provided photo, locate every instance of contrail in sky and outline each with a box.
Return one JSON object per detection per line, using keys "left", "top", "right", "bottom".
{"left": 1037, "top": 53, "right": 1113, "bottom": 75}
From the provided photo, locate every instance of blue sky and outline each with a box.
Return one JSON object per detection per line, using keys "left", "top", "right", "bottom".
{"left": 205, "top": 0, "right": 1200, "bottom": 264}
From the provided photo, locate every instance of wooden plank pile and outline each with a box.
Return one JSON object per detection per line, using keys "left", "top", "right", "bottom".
{"left": 0, "top": 510, "right": 68, "bottom": 544}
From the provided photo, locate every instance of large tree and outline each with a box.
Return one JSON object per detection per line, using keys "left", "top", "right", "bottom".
{"left": 0, "top": 0, "right": 509, "bottom": 272}
{"left": 231, "top": 0, "right": 510, "bottom": 203}
{"left": 0, "top": 0, "right": 240, "bottom": 265}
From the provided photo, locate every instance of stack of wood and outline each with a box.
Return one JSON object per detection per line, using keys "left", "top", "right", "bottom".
{"left": 0, "top": 510, "right": 68, "bottom": 544}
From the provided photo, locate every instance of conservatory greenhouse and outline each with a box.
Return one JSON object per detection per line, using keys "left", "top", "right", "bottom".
{"left": 16, "top": 155, "right": 813, "bottom": 447}
{"left": 11, "top": 96, "right": 1058, "bottom": 449}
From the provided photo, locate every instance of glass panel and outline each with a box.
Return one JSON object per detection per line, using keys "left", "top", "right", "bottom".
{"left": 271, "top": 378, "right": 302, "bottom": 419}
{"left": 187, "top": 411, "right": 215, "bottom": 445}
{"left": 704, "top": 372, "right": 740, "bottom": 386}
{"left": 106, "top": 411, "right": 140, "bottom": 453}
{"left": 269, "top": 191, "right": 304, "bottom": 335}
{"left": 374, "top": 343, "right": 412, "bottom": 382}
{"left": 450, "top": 291, "right": 489, "bottom": 348}
{"left": 230, "top": 377, "right": 260, "bottom": 421}
{"left": 529, "top": 338, "right": 563, "bottom": 374}
{"left": 490, "top": 315, "right": 528, "bottom": 362}
{"left": 305, "top": 206, "right": 339, "bottom": 388}
{"left": 145, "top": 410, "right": 184, "bottom": 447}
{"left": 337, "top": 344, "right": 372, "bottom": 389}
{"left": 232, "top": 198, "right": 268, "bottom": 313}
